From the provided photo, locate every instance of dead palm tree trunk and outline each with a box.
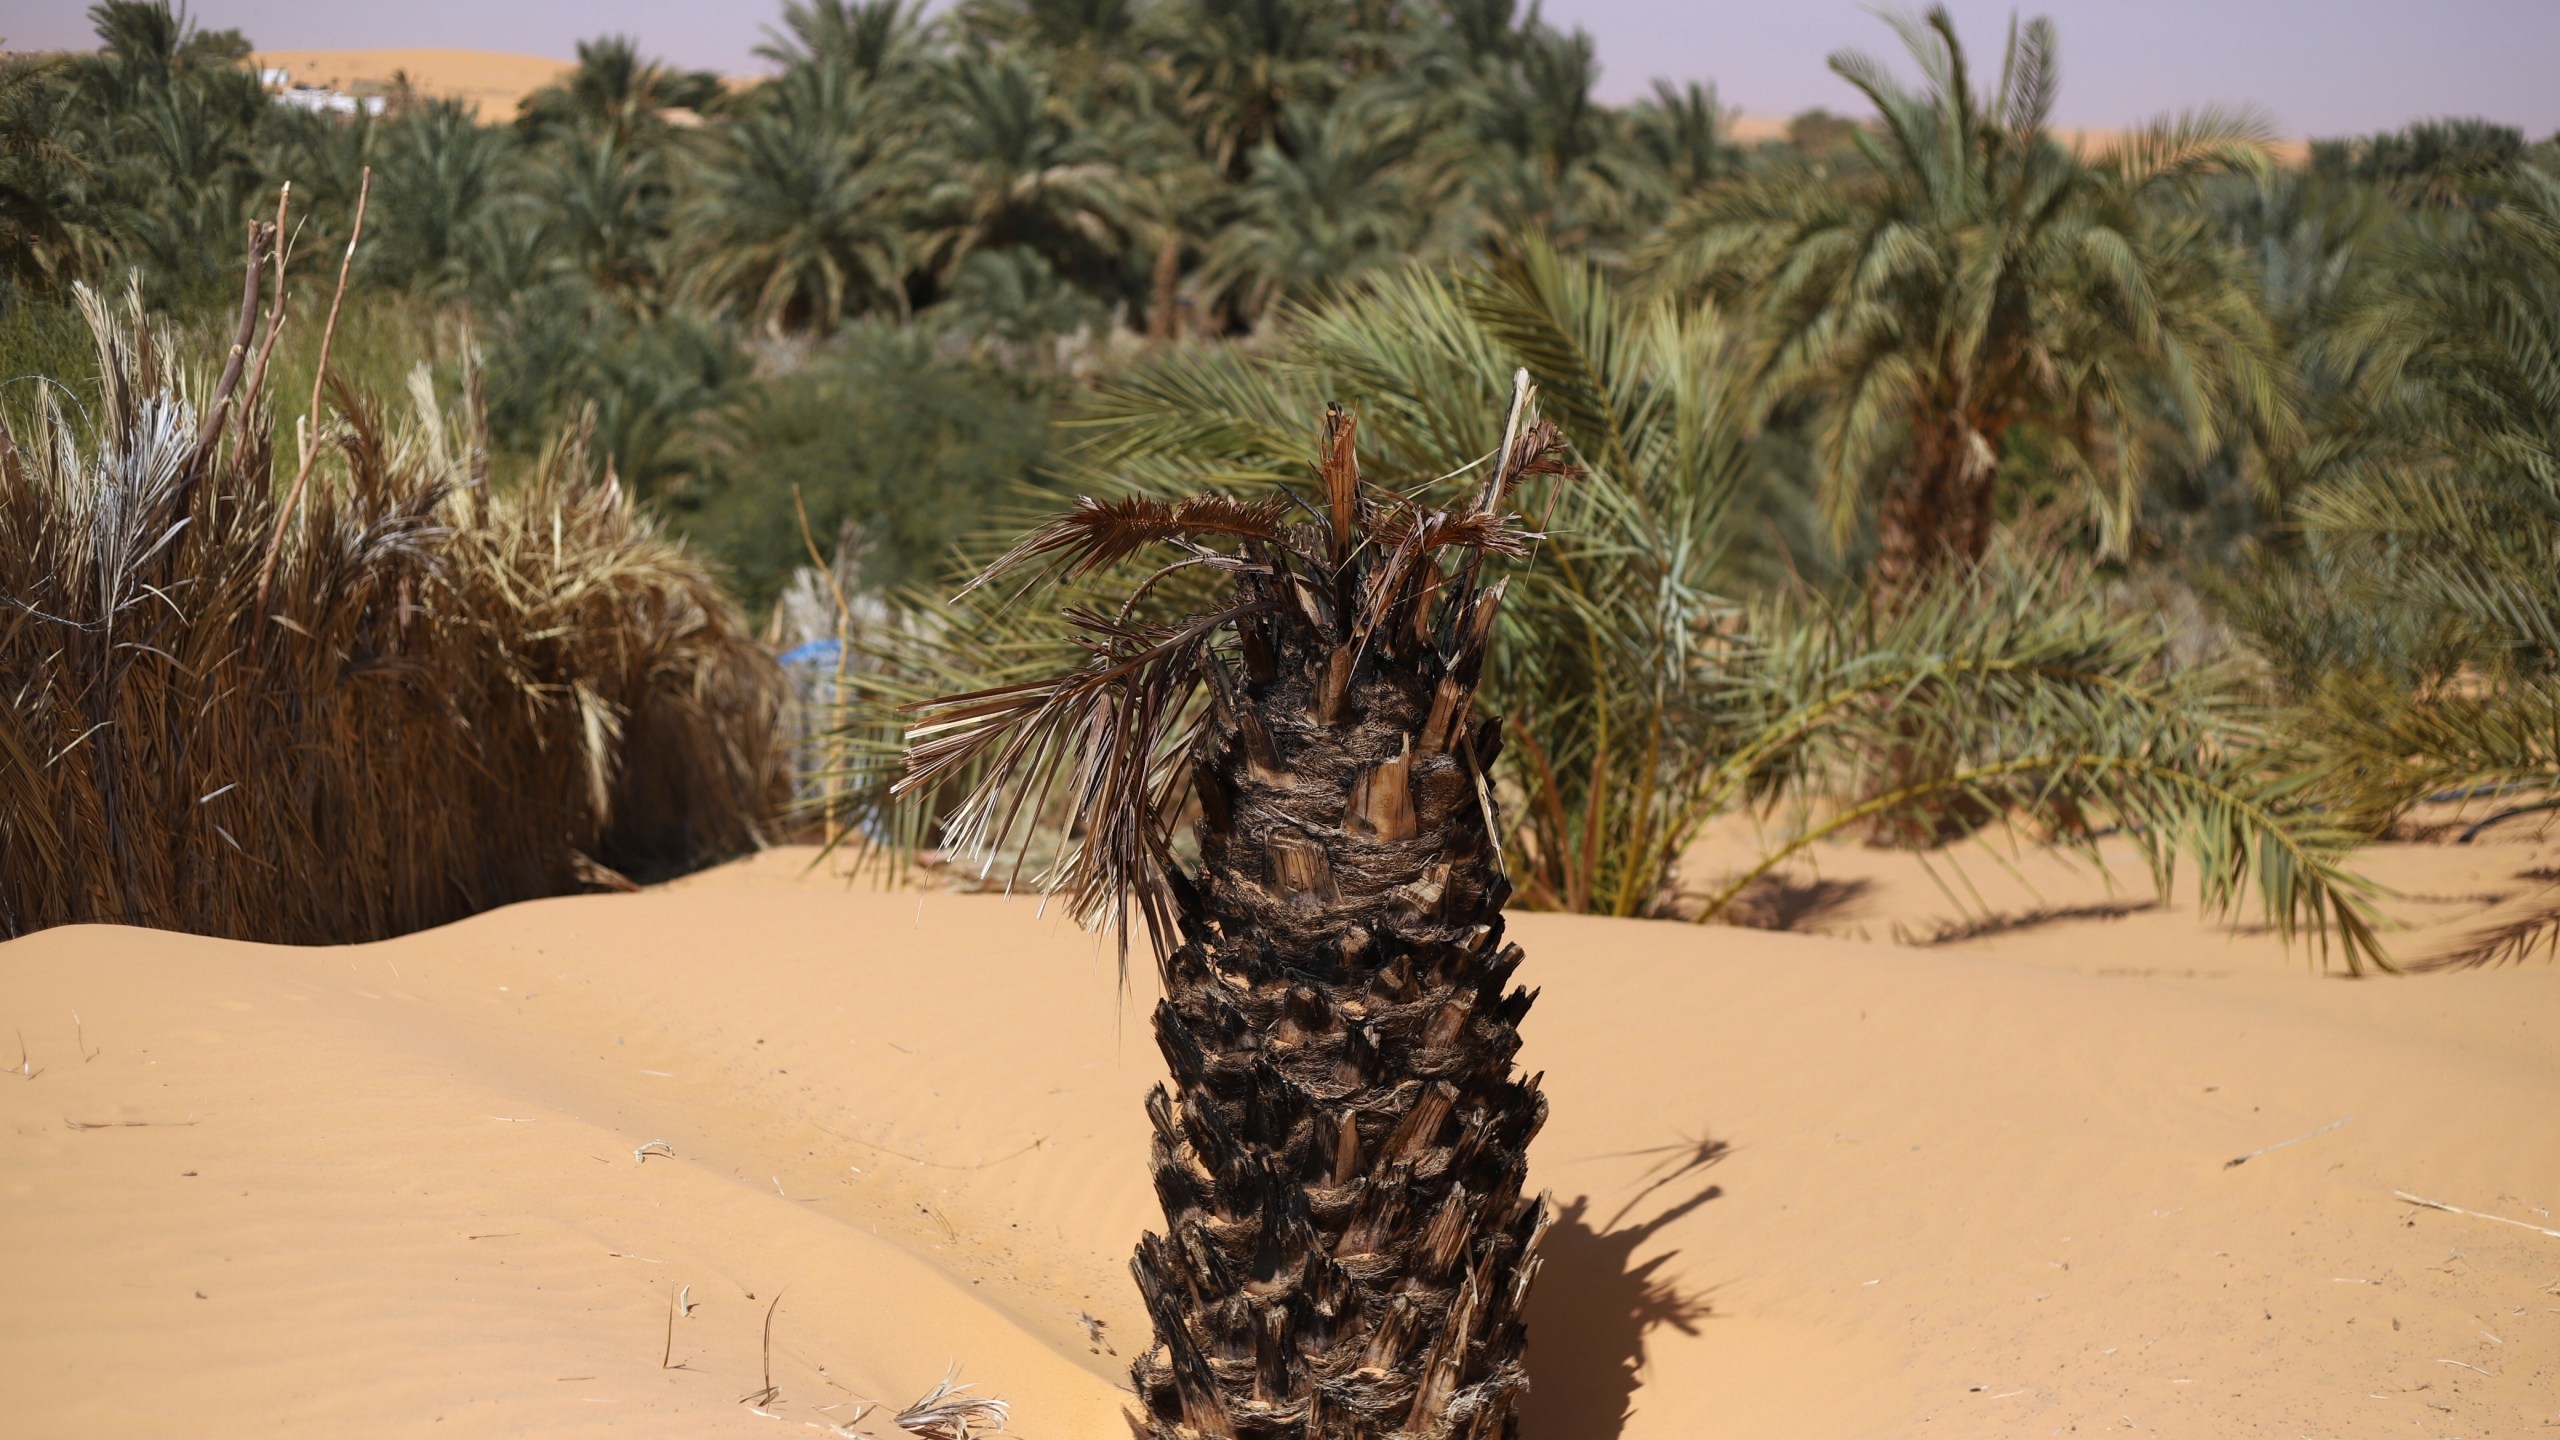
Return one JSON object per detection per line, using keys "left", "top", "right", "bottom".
{"left": 901, "top": 389, "right": 1569, "bottom": 1440}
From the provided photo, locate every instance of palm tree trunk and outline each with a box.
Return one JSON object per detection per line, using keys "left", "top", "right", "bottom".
{"left": 1868, "top": 415, "right": 1999, "bottom": 611}
{"left": 1131, "top": 568, "right": 1549, "bottom": 1438}
{"left": 1150, "top": 232, "right": 1185, "bottom": 342}
{"left": 1868, "top": 416, "right": 2002, "bottom": 846}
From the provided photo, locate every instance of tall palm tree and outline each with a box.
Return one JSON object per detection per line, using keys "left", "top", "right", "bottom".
{"left": 1646, "top": 7, "right": 2290, "bottom": 601}
{"left": 536, "top": 129, "right": 671, "bottom": 305}
{"left": 757, "top": 0, "right": 936, "bottom": 83}
{"left": 899, "top": 389, "right": 1564, "bottom": 1438}
{"left": 1625, "top": 80, "right": 1729, "bottom": 202}
{"left": 0, "top": 53, "right": 94, "bottom": 292}
{"left": 1195, "top": 97, "right": 1426, "bottom": 322}
{"left": 515, "top": 35, "right": 721, "bottom": 146}
{"left": 1439, "top": 22, "right": 1629, "bottom": 248}
{"left": 921, "top": 53, "right": 1138, "bottom": 293}
{"left": 679, "top": 64, "right": 922, "bottom": 333}
{"left": 1151, "top": 0, "right": 1350, "bottom": 181}
{"left": 958, "top": 0, "right": 1141, "bottom": 54}
{"left": 362, "top": 99, "right": 522, "bottom": 296}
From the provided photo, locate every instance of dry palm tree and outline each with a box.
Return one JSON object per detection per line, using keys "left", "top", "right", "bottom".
{"left": 899, "top": 385, "right": 1570, "bottom": 1437}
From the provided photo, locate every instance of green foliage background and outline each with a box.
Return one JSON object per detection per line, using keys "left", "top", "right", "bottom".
{"left": 7, "top": 0, "right": 2560, "bottom": 965}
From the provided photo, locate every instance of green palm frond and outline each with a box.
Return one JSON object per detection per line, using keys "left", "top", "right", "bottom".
{"left": 1691, "top": 544, "right": 2389, "bottom": 973}
{"left": 1640, "top": 4, "right": 2284, "bottom": 580}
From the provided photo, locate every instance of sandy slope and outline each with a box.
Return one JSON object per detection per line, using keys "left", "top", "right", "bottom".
{"left": 3, "top": 843, "right": 2554, "bottom": 1438}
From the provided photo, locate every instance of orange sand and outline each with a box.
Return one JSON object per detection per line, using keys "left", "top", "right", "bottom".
{"left": 252, "top": 49, "right": 573, "bottom": 119}
{"left": 3, "top": 830, "right": 2554, "bottom": 1436}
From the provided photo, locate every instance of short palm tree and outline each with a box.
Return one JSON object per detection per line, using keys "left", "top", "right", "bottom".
{"left": 899, "top": 392, "right": 1567, "bottom": 1436}
{"left": 1647, "top": 7, "right": 2290, "bottom": 600}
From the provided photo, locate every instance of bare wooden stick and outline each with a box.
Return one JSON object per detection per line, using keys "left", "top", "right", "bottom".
{"left": 255, "top": 165, "right": 371, "bottom": 615}
{"left": 2395, "top": 1190, "right": 2560, "bottom": 1241}
{"left": 2224, "top": 1116, "right": 2349, "bottom": 1169}
{"left": 240, "top": 183, "right": 295, "bottom": 413}
{"left": 185, "top": 218, "right": 278, "bottom": 475}
{"left": 738, "top": 1289, "right": 785, "bottom": 1406}
{"left": 1475, "top": 367, "right": 1532, "bottom": 516}
{"left": 661, "top": 1288, "right": 691, "bottom": 1369}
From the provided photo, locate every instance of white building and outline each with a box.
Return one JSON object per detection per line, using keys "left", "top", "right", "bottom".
{"left": 274, "top": 84, "right": 384, "bottom": 118}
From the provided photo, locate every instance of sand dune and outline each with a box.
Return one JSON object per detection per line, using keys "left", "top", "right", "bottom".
{"left": 251, "top": 49, "right": 574, "bottom": 119}
{"left": 3, "top": 835, "right": 2554, "bottom": 1436}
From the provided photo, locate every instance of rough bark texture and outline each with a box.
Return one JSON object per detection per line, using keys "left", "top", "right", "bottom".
{"left": 1130, "top": 485, "right": 1550, "bottom": 1438}
{"left": 1869, "top": 416, "right": 1999, "bottom": 611}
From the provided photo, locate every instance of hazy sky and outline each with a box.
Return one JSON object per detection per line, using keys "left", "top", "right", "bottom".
{"left": 7, "top": 0, "right": 2556, "bottom": 139}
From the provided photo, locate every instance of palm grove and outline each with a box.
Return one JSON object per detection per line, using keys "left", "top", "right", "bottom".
{"left": 9, "top": 0, "right": 2560, "bottom": 1432}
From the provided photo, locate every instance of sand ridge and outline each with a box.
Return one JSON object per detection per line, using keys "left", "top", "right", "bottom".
{"left": 251, "top": 49, "right": 575, "bottom": 119}
{"left": 2, "top": 842, "right": 2555, "bottom": 1436}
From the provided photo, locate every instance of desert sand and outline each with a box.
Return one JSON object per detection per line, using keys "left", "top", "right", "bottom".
{"left": 252, "top": 49, "right": 574, "bottom": 118}
{"left": 3, "top": 822, "right": 2555, "bottom": 1438}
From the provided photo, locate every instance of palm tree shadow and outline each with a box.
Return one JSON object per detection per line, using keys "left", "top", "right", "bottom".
{"left": 1520, "top": 1135, "right": 1727, "bottom": 1440}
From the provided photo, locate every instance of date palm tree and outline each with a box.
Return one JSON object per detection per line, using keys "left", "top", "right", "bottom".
{"left": 361, "top": 99, "right": 523, "bottom": 297}
{"left": 1152, "top": 0, "right": 1350, "bottom": 181}
{"left": 0, "top": 52, "right": 92, "bottom": 292}
{"left": 1195, "top": 96, "right": 1427, "bottom": 322}
{"left": 921, "top": 52, "right": 1140, "bottom": 293}
{"left": 899, "top": 390, "right": 1569, "bottom": 1437}
{"left": 679, "top": 62, "right": 923, "bottom": 333}
{"left": 516, "top": 35, "right": 721, "bottom": 146}
{"left": 1646, "top": 7, "right": 2290, "bottom": 602}
{"left": 757, "top": 0, "right": 935, "bottom": 83}
{"left": 2259, "top": 160, "right": 2560, "bottom": 839}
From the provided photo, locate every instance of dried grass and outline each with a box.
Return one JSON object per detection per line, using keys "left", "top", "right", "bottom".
{"left": 0, "top": 278, "right": 785, "bottom": 943}
{"left": 892, "top": 1367, "right": 1009, "bottom": 1439}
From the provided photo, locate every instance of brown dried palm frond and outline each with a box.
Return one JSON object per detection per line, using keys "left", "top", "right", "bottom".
{"left": 895, "top": 395, "right": 1570, "bottom": 963}
{"left": 964, "top": 493, "right": 1300, "bottom": 597}
{"left": 0, "top": 246, "right": 785, "bottom": 943}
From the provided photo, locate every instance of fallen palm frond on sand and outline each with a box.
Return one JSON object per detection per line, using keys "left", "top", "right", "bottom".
{"left": 0, "top": 235, "right": 785, "bottom": 943}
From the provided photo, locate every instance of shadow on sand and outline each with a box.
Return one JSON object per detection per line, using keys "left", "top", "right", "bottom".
{"left": 1518, "top": 1134, "right": 1728, "bottom": 1440}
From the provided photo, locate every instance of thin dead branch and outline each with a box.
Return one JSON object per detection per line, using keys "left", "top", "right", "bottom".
{"left": 256, "top": 164, "right": 370, "bottom": 614}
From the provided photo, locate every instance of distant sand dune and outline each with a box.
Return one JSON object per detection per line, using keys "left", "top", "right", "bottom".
{"left": 251, "top": 48, "right": 573, "bottom": 119}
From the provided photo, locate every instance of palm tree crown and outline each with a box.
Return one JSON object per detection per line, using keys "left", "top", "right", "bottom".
{"left": 1649, "top": 7, "right": 2290, "bottom": 596}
